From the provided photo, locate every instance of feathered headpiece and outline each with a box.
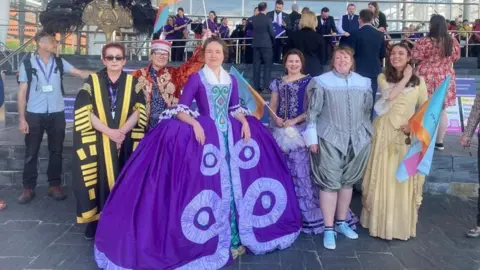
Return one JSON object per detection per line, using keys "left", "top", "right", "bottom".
{"left": 39, "top": 0, "right": 93, "bottom": 34}
{"left": 39, "top": 0, "right": 156, "bottom": 36}
{"left": 113, "top": 0, "right": 157, "bottom": 35}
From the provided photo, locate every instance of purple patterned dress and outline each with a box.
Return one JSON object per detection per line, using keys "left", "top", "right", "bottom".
{"left": 269, "top": 76, "right": 358, "bottom": 234}
{"left": 94, "top": 69, "right": 302, "bottom": 269}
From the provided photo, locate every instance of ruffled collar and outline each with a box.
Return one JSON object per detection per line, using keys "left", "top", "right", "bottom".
{"left": 202, "top": 65, "right": 231, "bottom": 85}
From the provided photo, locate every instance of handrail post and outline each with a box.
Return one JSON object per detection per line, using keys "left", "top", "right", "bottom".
{"left": 466, "top": 32, "right": 470, "bottom": 58}
{"left": 236, "top": 39, "right": 239, "bottom": 64}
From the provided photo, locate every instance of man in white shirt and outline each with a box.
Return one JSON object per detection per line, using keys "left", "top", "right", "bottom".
{"left": 267, "top": 0, "right": 289, "bottom": 64}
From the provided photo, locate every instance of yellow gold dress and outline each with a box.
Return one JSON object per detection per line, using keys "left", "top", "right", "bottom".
{"left": 360, "top": 74, "right": 428, "bottom": 240}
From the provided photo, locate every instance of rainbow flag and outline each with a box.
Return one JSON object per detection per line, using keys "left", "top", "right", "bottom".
{"left": 229, "top": 66, "right": 266, "bottom": 120}
{"left": 153, "top": 0, "right": 180, "bottom": 35}
{"left": 396, "top": 76, "right": 451, "bottom": 182}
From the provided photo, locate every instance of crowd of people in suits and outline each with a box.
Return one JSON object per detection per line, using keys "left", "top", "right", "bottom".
{"left": 247, "top": 1, "right": 388, "bottom": 95}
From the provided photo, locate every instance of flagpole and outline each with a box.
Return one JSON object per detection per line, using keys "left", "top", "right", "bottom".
{"left": 202, "top": 0, "right": 208, "bottom": 24}
{"left": 265, "top": 103, "right": 279, "bottom": 119}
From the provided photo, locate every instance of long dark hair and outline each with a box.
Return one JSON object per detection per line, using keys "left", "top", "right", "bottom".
{"left": 209, "top": 11, "right": 218, "bottom": 24}
{"left": 428, "top": 14, "right": 453, "bottom": 57}
{"left": 384, "top": 43, "right": 420, "bottom": 87}
{"left": 368, "top": 2, "right": 380, "bottom": 17}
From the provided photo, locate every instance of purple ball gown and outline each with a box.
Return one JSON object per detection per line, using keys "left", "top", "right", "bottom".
{"left": 94, "top": 68, "right": 302, "bottom": 269}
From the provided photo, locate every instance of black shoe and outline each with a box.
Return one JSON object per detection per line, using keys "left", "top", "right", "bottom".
{"left": 435, "top": 143, "right": 445, "bottom": 150}
{"left": 84, "top": 221, "right": 98, "bottom": 240}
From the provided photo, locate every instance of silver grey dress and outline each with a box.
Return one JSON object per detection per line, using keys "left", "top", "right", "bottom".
{"left": 304, "top": 71, "right": 373, "bottom": 192}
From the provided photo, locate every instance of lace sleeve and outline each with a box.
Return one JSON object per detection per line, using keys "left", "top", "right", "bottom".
{"left": 159, "top": 74, "right": 200, "bottom": 122}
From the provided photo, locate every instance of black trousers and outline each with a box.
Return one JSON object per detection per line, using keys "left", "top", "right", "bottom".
{"left": 252, "top": 47, "right": 273, "bottom": 91}
{"left": 477, "top": 137, "right": 480, "bottom": 226}
{"left": 23, "top": 111, "right": 65, "bottom": 189}
{"left": 324, "top": 43, "right": 334, "bottom": 65}
{"left": 273, "top": 39, "right": 283, "bottom": 64}
{"left": 172, "top": 40, "right": 185, "bottom": 62}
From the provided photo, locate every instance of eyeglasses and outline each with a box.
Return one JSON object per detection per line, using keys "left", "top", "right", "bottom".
{"left": 152, "top": 52, "right": 169, "bottom": 58}
{"left": 105, "top": 56, "right": 125, "bottom": 61}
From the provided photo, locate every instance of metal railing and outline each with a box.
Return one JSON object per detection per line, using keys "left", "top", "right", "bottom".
{"left": 1, "top": 29, "right": 478, "bottom": 71}
{"left": 0, "top": 36, "right": 35, "bottom": 71}
{"left": 93, "top": 30, "right": 480, "bottom": 64}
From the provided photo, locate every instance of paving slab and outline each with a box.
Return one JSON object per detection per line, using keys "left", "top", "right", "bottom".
{"left": 0, "top": 188, "right": 478, "bottom": 270}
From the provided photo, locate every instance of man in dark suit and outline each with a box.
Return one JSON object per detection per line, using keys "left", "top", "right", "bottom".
{"left": 245, "top": 7, "right": 259, "bottom": 64}
{"left": 316, "top": 7, "right": 337, "bottom": 64}
{"left": 349, "top": 9, "right": 386, "bottom": 109}
{"left": 267, "top": 0, "right": 289, "bottom": 64}
{"left": 252, "top": 2, "right": 275, "bottom": 91}
{"left": 287, "top": 3, "right": 301, "bottom": 34}
{"left": 340, "top": 4, "right": 359, "bottom": 47}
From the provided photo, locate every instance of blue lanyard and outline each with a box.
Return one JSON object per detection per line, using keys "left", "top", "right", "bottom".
{"left": 108, "top": 85, "right": 117, "bottom": 112}
{"left": 35, "top": 56, "right": 55, "bottom": 83}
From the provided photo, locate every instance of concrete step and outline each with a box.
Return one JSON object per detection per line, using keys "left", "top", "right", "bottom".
{"left": 0, "top": 144, "right": 73, "bottom": 187}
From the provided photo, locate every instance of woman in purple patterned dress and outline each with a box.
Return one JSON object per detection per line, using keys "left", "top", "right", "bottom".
{"left": 94, "top": 37, "right": 301, "bottom": 270}
{"left": 269, "top": 49, "right": 357, "bottom": 234}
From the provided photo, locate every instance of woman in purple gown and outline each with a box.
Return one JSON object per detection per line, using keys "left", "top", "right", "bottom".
{"left": 94, "top": 37, "right": 301, "bottom": 270}
{"left": 268, "top": 49, "right": 357, "bottom": 235}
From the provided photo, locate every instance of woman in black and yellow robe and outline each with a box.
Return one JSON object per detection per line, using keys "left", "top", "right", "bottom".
{"left": 72, "top": 44, "right": 147, "bottom": 239}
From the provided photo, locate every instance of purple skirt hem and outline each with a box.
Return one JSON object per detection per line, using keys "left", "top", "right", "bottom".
{"left": 95, "top": 246, "right": 131, "bottom": 270}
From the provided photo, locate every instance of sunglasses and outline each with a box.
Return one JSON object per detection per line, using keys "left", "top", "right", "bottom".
{"left": 105, "top": 55, "right": 125, "bottom": 61}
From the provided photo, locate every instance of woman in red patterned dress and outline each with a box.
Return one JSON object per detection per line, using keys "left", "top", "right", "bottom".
{"left": 413, "top": 14, "right": 461, "bottom": 150}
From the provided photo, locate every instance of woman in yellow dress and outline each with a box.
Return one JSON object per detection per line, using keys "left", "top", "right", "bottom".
{"left": 360, "top": 43, "right": 428, "bottom": 240}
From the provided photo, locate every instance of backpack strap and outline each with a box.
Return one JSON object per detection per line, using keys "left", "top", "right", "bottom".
{"left": 54, "top": 57, "right": 65, "bottom": 96}
{"left": 23, "top": 59, "right": 37, "bottom": 102}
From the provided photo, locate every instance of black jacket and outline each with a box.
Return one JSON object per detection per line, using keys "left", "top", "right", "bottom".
{"left": 350, "top": 25, "right": 386, "bottom": 78}
{"left": 287, "top": 10, "right": 301, "bottom": 33}
{"left": 316, "top": 15, "right": 337, "bottom": 44}
{"left": 285, "top": 28, "right": 325, "bottom": 76}
{"left": 267, "top": 10, "right": 289, "bottom": 27}
{"left": 251, "top": 13, "right": 275, "bottom": 48}
{"left": 342, "top": 14, "right": 359, "bottom": 34}
{"left": 316, "top": 15, "right": 337, "bottom": 35}
{"left": 374, "top": 11, "right": 388, "bottom": 29}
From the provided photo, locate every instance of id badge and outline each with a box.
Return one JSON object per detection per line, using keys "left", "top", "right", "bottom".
{"left": 111, "top": 111, "right": 115, "bottom": 119}
{"left": 42, "top": 85, "right": 53, "bottom": 93}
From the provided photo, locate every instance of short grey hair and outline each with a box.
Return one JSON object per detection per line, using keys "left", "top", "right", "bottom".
{"left": 292, "top": 4, "right": 299, "bottom": 11}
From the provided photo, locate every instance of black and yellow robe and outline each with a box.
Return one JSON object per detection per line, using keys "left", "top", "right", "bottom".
{"left": 72, "top": 70, "right": 147, "bottom": 224}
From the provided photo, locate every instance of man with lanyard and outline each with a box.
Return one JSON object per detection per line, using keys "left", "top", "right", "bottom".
{"left": 132, "top": 31, "right": 210, "bottom": 130}
{"left": 17, "top": 31, "right": 92, "bottom": 204}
